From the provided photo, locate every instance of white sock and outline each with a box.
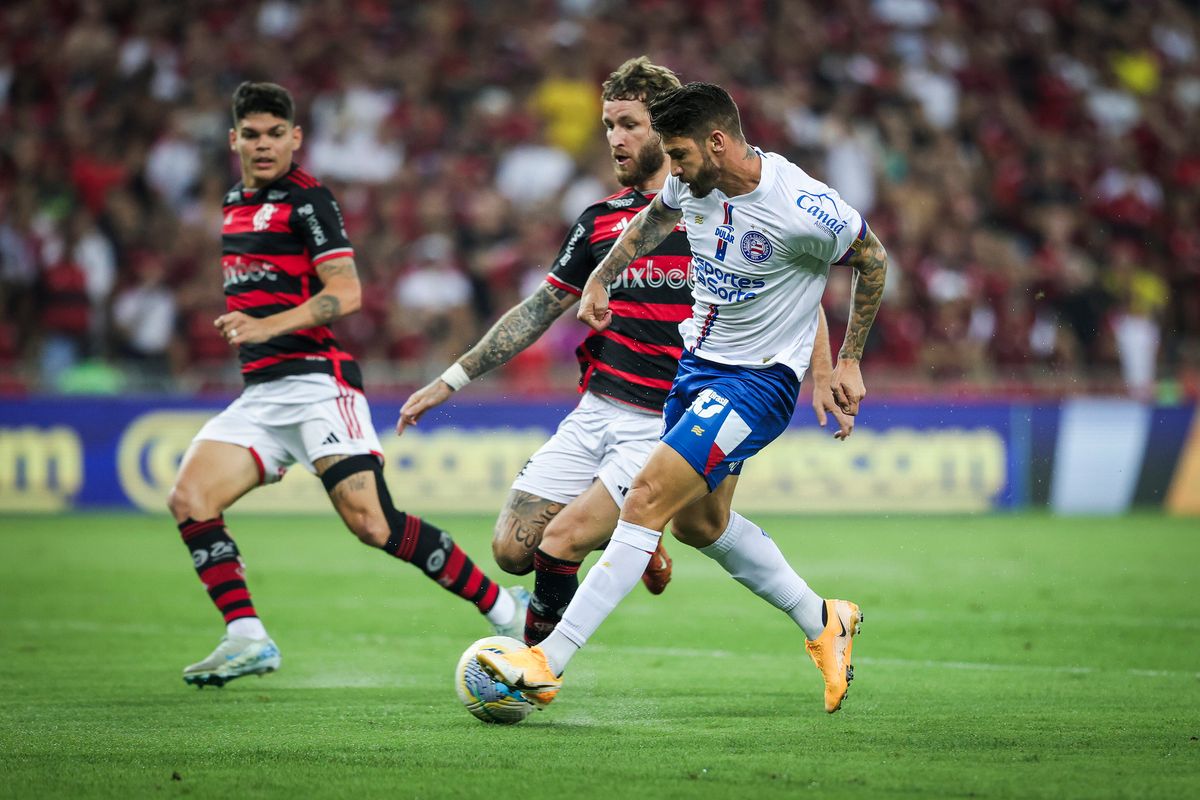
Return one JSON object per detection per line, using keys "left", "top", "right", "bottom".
{"left": 484, "top": 585, "right": 515, "bottom": 626}
{"left": 699, "top": 512, "right": 825, "bottom": 640}
{"left": 227, "top": 616, "right": 268, "bottom": 640}
{"left": 540, "top": 520, "right": 661, "bottom": 675}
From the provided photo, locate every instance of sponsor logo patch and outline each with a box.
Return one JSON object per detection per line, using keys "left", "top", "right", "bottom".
{"left": 689, "top": 388, "right": 729, "bottom": 419}
{"left": 558, "top": 223, "right": 585, "bottom": 267}
{"left": 795, "top": 190, "right": 849, "bottom": 235}
{"left": 295, "top": 204, "right": 327, "bottom": 246}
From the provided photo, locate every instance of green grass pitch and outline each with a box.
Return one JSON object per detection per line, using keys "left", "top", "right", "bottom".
{"left": 1, "top": 512, "right": 1198, "bottom": 799}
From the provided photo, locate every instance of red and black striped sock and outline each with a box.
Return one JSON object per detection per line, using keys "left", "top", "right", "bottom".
{"left": 382, "top": 513, "right": 500, "bottom": 613}
{"left": 525, "top": 548, "right": 581, "bottom": 645}
{"left": 179, "top": 517, "right": 258, "bottom": 625}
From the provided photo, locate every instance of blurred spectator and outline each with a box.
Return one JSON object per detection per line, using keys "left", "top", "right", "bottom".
{"left": 392, "top": 233, "right": 475, "bottom": 371}
{"left": 35, "top": 242, "right": 91, "bottom": 386}
{"left": 1105, "top": 241, "right": 1169, "bottom": 400}
{"left": 112, "top": 252, "right": 178, "bottom": 387}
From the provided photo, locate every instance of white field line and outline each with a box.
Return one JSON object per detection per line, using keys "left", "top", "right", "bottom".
{"left": 7, "top": 621, "right": 1197, "bottom": 681}
{"left": 881, "top": 609, "right": 1200, "bottom": 631}
{"left": 587, "top": 644, "right": 1200, "bottom": 680}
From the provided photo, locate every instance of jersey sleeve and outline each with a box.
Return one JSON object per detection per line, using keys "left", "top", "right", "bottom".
{"left": 831, "top": 212, "right": 867, "bottom": 266}
{"left": 545, "top": 211, "right": 596, "bottom": 295}
{"left": 796, "top": 189, "right": 865, "bottom": 266}
{"left": 660, "top": 175, "right": 684, "bottom": 210}
{"left": 293, "top": 186, "right": 354, "bottom": 266}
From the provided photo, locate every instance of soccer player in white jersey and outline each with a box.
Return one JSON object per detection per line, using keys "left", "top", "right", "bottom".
{"left": 399, "top": 59, "right": 853, "bottom": 647}
{"left": 478, "top": 82, "right": 888, "bottom": 714}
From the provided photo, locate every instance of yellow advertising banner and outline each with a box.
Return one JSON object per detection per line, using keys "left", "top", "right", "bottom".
{"left": 111, "top": 412, "right": 1006, "bottom": 515}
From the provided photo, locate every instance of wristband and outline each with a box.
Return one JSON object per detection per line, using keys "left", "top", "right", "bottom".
{"left": 440, "top": 363, "right": 471, "bottom": 391}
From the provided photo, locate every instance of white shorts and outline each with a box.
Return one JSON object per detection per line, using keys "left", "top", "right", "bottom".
{"left": 511, "top": 391, "right": 662, "bottom": 508}
{"left": 194, "top": 374, "right": 384, "bottom": 485}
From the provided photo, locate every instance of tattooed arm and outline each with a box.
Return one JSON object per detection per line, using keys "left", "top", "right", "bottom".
{"left": 830, "top": 225, "right": 888, "bottom": 415}
{"left": 458, "top": 283, "right": 577, "bottom": 378}
{"left": 397, "top": 281, "right": 577, "bottom": 433}
{"left": 578, "top": 194, "right": 683, "bottom": 331}
{"left": 215, "top": 257, "right": 361, "bottom": 346}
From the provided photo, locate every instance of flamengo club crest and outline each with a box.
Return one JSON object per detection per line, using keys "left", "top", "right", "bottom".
{"left": 252, "top": 203, "right": 278, "bottom": 231}
{"left": 740, "top": 230, "right": 773, "bottom": 263}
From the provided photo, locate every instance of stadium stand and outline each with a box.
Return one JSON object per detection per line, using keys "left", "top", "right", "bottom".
{"left": 1, "top": 0, "right": 1197, "bottom": 400}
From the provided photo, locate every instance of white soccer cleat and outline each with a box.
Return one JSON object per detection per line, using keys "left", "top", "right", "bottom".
{"left": 490, "top": 586, "right": 531, "bottom": 640}
{"left": 182, "top": 635, "right": 281, "bottom": 688}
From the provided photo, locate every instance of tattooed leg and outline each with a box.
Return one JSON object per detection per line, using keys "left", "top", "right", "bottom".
{"left": 317, "top": 454, "right": 393, "bottom": 547}
{"left": 492, "top": 489, "right": 565, "bottom": 574}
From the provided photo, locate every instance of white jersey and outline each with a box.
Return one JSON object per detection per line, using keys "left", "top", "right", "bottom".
{"left": 660, "top": 150, "right": 864, "bottom": 378}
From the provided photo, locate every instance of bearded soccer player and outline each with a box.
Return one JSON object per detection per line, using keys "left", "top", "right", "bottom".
{"left": 170, "top": 82, "right": 527, "bottom": 688}
{"left": 399, "top": 59, "right": 852, "bottom": 647}
{"left": 479, "top": 82, "right": 887, "bottom": 714}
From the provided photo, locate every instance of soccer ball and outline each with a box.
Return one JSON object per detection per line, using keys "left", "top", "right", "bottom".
{"left": 454, "top": 636, "right": 535, "bottom": 725}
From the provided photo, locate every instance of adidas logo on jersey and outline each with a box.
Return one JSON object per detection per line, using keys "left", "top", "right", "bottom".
{"left": 321, "top": 432, "right": 340, "bottom": 445}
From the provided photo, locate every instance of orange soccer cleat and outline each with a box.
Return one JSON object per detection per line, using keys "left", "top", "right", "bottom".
{"left": 476, "top": 644, "right": 562, "bottom": 709}
{"left": 805, "top": 598, "right": 863, "bottom": 713}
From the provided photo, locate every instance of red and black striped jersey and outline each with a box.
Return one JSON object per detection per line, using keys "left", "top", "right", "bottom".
{"left": 547, "top": 187, "right": 691, "bottom": 411}
{"left": 221, "top": 164, "right": 363, "bottom": 390}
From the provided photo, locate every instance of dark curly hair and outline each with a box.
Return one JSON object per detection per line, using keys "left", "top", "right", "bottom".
{"left": 648, "top": 82, "right": 744, "bottom": 143}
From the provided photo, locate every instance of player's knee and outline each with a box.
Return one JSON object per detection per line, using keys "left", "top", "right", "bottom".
{"left": 622, "top": 479, "right": 671, "bottom": 531}
{"left": 491, "top": 535, "right": 533, "bottom": 575}
{"left": 670, "top": 512, "right": 727, "bottom": 548}
{"left": 167, "top": 481, "right": 209, "bottom": 522}
{"left": 542, "top": 514, "right": 593, "bottom": 563}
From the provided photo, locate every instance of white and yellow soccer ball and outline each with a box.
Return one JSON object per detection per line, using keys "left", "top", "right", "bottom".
{"left": 455, "top": 636, "right": 535, "bottom": 725}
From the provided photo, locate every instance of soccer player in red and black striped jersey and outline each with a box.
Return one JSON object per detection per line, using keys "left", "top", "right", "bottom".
{"left": 169, "top": 82, "right": 527, "bottom": 688}
{"left": 399, "top": 59, "right": 852, "bottom": 647}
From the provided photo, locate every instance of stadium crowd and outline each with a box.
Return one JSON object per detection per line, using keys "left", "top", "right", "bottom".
{"left": 1, "top": 0, "right": 1198, "bottom": 399}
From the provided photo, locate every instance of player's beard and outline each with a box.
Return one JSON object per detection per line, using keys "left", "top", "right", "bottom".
{"left": 614, "top": 137, "right": 666, "bottom": 188}
{"left": 686, "top": 152, "right": 721, "bottom": 198}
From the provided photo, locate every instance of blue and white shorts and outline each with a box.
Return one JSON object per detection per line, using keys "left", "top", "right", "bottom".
{"left": 660, "top": 351, "right": 800, "bottom": 491}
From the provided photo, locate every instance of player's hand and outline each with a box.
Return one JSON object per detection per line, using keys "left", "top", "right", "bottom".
{"left": 396, "top": 379, "right": 453, "bottom": 435}
{"left": 214, "top": 311, "right": 274, "bottom": 346}
{"left": 831, "top": 358, "right": 867, "bottom": 416}
{"left": 812, "top": 380, "right": 853, "bottom": 440}
{"left": 577, "top": 279, "right": 612, "bottom": 332}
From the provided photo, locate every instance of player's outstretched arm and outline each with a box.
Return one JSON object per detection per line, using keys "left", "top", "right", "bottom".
{"left": 832, "top": 225, "right": 888, "bottom": 415}
{"left": 215, "top": 257, "right": 361, "bottom": 346}
{"left": 578, "top": 195, "right": 682, "bottom": 331}
{"left": 396, "top": 282, "right": 577, "bottom": 434}
{"left": 811, "top": 306, "right": 853, "bottom": 440}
